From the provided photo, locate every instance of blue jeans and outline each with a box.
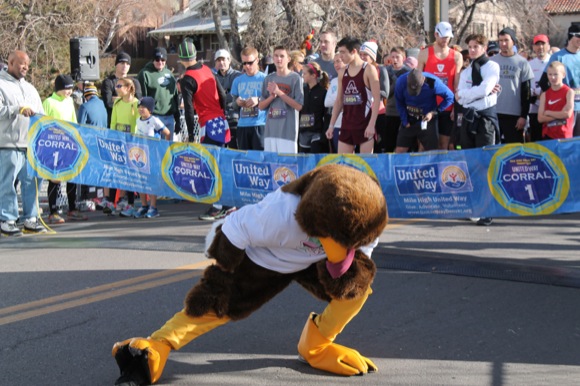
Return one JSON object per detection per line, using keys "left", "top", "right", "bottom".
{"left": 154, "top": 114, "right": 175, "bottom": 139}
{"left": 0, "top": 149, "right": 41, "bottom": 222}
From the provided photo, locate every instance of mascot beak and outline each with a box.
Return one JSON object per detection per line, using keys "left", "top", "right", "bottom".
{"left": 319, "top": 237, "right": 355, "bottom": 279}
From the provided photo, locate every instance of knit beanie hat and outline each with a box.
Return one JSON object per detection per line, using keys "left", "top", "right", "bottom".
{"left": 83, "top": 82, "right": 98, "bottom": 99}
{"left": 499, "top": 27, "right": 518, "bottom": 45}
{"left": 178, "top": 38, "right": 197, "bottom": 60}
{"left": 55, "top": 74, "right": 74, "bottom": 92}
{"left": 138, "top": 96, "right": 156, "bottom": 113}
{"left": 115, "top": 52, "right": 131, "bottom": 65}
{"left": 360, "top": 41, "right": 378, "bottom": 62}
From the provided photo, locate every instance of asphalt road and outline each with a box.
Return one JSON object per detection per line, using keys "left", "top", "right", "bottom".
{"left": 1, "top": 201, "right": 579, "bottom": 386}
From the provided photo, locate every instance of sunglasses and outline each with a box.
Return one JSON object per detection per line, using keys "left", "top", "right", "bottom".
{"left": 570, "top": 32, "right": 580, "bottom": 38}
{"left": 115, "top": 84, "right": 125, "bottom": 89}
{"left": 154, "top": 58, "right": 166, "bottom": 62}
{"left": 242, "top": 59, "right": 257, "bottom": 66}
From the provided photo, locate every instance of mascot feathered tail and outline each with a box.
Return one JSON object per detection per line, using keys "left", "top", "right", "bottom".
{"left": 112, "top": 164, "right": 388, "bottom": 385}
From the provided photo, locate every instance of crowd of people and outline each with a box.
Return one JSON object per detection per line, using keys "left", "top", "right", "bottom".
{"left": 0, "top": 21, "right": 578, "bottom": 235}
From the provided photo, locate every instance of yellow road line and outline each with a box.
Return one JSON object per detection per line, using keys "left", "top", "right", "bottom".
{"left": 0, "top": 260, "right": 212, "bottom": 326}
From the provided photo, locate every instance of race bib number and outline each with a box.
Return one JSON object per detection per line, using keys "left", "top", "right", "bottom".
{"left": 268, "top": 108, "right": 287, "bottom": 119}
{"left": 407, "top": 105, "right": 422, "bottom": 118}
{"left": 116, "top": 124, "right": 131, "bottom": 133}
{"left": 343, "top": 94, "right": 362, "bottom": 105}
{"left": 299, "top": 114, "right": 315, "bottom": 128}
{"left": 574, "top": 88, "right": 580, "bottom": 102}
{"left": 546, "top": 119, "right": 567, "bottom": 128}
{"left": 241, "top": 106, "right": 259, "bottom": 118}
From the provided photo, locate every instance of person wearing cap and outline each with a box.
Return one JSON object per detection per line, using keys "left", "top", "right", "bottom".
{"left": 137, "top": 47, "right": 181, "bottom": 140}
{"left": 314, "top": 30, "right": 338, "bottom": 80}
{"left": 486, "top": 41, "right": 500, "bottom": 57}
{"left": 177, "top": 38, "right": 236, "bottom": 221}
{"left": 0, "top": 50, "right": 47, "bottom": 236}
{"left": 325, "top": 37, "right": 380, "bottom": 154}
{"left": 42, "top": 74, "right": 88, "bottom": 224}
{"left": 528, "top": 34, "right": 552, "bottom": 142}
{"left": 77, "top": 82, "right": 107, "bottom": 128}
{"left": 490, "top": 27, "right": 534, "bottom": 144}
{"left": 393, "top": 68, "right": 454, "bottom": 153}
{"left": 539, "top": 23, "right": 580, "bottom": 136}
{"left": 359, "top": 40, "right": 391, "bottom": 153}
{"left": 417, "top": 21, "right": 463, "bottom": 150}
{"left": 213, "top": 48, "right": 241, "bottom": 149}
{"left": 101, "top": 51, "right": 142, "bottom": 127}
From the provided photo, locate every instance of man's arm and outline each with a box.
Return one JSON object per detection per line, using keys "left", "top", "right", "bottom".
{"left": 453, "top": 50, "right": 463, "bottom": 92}
{"left": 457, "top": 62, "right": 499, "bottom": 105}
{"left": 435, "top": 78, "right": 455, "bottom": 112}
{"left": 180, "top": 76, "right": 198, "bottom": 141}
{"left": 394, "top": 77, "right": 409, "bottom": 127}
{"left": 416, "top": 48, "right": 428, "bottom": 72}
{"left": 101, "top": 78, "right": 115, "bottom": 109}
{"left": 364, "top": 64, "right": 380, "bottom": 137}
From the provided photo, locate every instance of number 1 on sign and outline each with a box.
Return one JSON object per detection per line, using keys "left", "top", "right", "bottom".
{"left": 53, "top": 151, "right": 59, "bottom": 168}
{"left": 524, "top": 184, "right": 535, "bottom": 201}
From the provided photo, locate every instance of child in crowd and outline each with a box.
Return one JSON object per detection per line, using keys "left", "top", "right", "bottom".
{"left": 102, "top": 78, "right": 139, "bottom": 215}
{"left": 538, "top": 61, "right": 575, "bottom": 140}
{"left": 121, "top": 97, "right": 170, "bottom": 219}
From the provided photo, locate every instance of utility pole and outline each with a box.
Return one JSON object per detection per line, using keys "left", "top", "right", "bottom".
{"left": 424, "top": 0, "right": 449, "bottom": 43}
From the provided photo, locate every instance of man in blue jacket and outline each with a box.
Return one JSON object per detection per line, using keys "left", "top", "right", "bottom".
{"left": 394, "top": 69, "right": 454, "bottom": 153}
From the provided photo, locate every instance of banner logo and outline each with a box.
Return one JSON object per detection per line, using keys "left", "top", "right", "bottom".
{"left": 162, "top": 143, "right": 221, "bottom": 203}
{"left": 395, "top": 162, "right": 473, "bottom": 195}
{"left": 488, "top": 143, "right": 569, "bottom": 215}
{"left": 27, "top": 117, "right": 88, "bottom": 180}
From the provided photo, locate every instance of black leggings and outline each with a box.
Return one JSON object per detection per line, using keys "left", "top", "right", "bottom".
{"left": 48, "top": 181, "right": 77, "bottom": 214}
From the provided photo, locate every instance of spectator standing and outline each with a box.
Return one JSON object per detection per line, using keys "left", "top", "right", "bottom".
{"left": 384, "top": 47, "right": 412, "bottom": 153}
{"left": 231, "top": 46, "right": 267, "bottom": 150}
{"left": 125, "top": 96, "right": 171, "bottom": 219}
{"left": 289, "top": 50, "right": 306, "bottom": 75}
{"left": 314, "top": 31, "right": 339, "bottom": 80}
{"left": 177, "top": 38, "right": 234, "bottom": 221}
{"left": 490, "top": 28, "right": 534, "bottom": 143}
{"left": 324, "top": 53, "right": 347, "bottom": 152}
{"left": 299, "top": 62, "right": 329, "bottom": 153}
{"left": 538, "top": 61, "right": 575, "bottom": 139}
{"left": 0, "top": 50, "right": 47, "bottom": 236}
{"left": 137, "top": 47, "right": 181, "bottom": 140}
{"left": 101, "top": 52, "right": 142, "bottom": 127}
{"left": 42, "top": 74, "right": 87, "bottom": 223}
{"left": 394, "top": 69, "right": 454, "bottom": 153}
{"left": 528, "top": 34, "right": 551, "bottom": 142}
{"left": 258, "top": 46, "right": 304, "bottom": 153}
{"left": 456, "top": 34, "right": 500, "bottom": 226}
{"left": 359, "top": 41, "right": 391, "bottom": 153}
{"left": 325, "top": 37, "right": 380, "bottom": 154}
{"left": 540, "top": 23, "right": 580, "bottom": 136}
{"left": 213, "top": 49, "right": 241, "bottom": 149}
{"left": 417, "top": 21, "right": 463, "bottom": 150}
{"left": 77, "top": 82, "right": 107, "bottom": 128}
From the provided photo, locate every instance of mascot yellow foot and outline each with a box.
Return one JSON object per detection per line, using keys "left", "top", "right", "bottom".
{"left": 298, "top": 313, "right": 377, "bottom": 375}
{"left": 112, "top": 337, "right": 171, "bottom": 385}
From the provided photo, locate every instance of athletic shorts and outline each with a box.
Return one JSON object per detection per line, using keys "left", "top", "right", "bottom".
{"left": 339, "top": 128, "right": 373, "bottom": 146}
{"left": 396, "top": 119, "right": 439, "bottom": 151}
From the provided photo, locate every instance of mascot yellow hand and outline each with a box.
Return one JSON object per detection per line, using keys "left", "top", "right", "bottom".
{"left": 298, "top": 313, "right": 377, "bottom": 376}
{"left": 112, "top": 337, "right": 171, "bottom": 385}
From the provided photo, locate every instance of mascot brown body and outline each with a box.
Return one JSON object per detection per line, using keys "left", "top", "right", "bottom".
{"left": 112, "top": 164, "right": 388, "bottom": 385}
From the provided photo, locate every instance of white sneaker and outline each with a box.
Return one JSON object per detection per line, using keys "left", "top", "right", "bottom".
{"left": 1, "top": 221, "right": 22, "bottom": 237}
{"left": 23, "top": 218, "right": 47, "bottom": 233}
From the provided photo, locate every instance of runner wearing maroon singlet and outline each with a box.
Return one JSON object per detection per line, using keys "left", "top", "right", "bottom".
{"left": 325, "top": 37, "right": 380, "bottom": 154}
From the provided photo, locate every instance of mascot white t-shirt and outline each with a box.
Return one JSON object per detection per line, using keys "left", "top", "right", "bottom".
{"left": 222, "top": 189, "right": 377, "bottom": 274}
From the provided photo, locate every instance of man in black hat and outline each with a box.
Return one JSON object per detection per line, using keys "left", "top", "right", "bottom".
{"left": 540, "top": 23, "right": 580, "bottom": 136}
{"left": 137, "top": 47, "right": 181, "bottom": 140}
{"left": 490, "top": 28, "right": 534, "bottom": 144}
{"left": 100, "top": 51, "right": 142, "bottom": 126}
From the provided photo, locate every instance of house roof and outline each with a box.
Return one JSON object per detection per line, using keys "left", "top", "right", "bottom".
{"left": 148, "top": 0, "right": 250, "bottom": 37}
{"left": 544, "top": 0, "right": 580, "bottom": 14}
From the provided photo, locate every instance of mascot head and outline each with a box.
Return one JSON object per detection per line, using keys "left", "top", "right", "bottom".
{"left": 282, "top": 164, "right": 388, "bottom": 267}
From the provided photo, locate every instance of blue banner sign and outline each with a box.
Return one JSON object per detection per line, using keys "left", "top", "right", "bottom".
{"left": 28, "top": 116, "right": 580, "bottom": 219}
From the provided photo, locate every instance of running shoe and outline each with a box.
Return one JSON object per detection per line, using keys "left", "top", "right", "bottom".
{"left": 120, "top": 205, "right": 136, "bottom": 218}
{"left": 48, "top": 213, "right": 65, "bottom": 224}
{"left": 134, "top": 206, "right": 149, "bottom": 219}
{"left": 23, "top": 218, "right": 47, "bottom": 233}
{"left": 67, "top": 210, "right": 88, "bottom": 221}
{"left": 145, "top": 207, "right": 159, "bottom": 218}
{"left": 1, "top": 221, "right": 23, "bottom": 237}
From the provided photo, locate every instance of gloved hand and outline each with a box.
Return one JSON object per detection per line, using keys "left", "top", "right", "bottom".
{"left": 297, "top": 314, "right": 377, "bottom": 376}
{"left": 112, "top": 337, "right": 171, "bottom": 385}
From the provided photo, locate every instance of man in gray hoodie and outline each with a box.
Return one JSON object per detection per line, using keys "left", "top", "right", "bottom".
{"left": 0, "top": 50, "right": 47, "bottom": 236}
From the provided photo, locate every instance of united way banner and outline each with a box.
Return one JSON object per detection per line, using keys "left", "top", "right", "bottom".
{"left": 28, "top": 116, "right": 580, "bottom": 219}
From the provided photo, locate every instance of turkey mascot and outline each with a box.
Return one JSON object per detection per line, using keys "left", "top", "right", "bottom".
{"left": 112, "top": 164, "right": 388, "bottom": 385}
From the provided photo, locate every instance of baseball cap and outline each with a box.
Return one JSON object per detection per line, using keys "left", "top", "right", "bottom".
{"left": 435, "top": 21, "right": 454, "bottom": 38}
{"left": 533, "top": 34, "right": 549, "bottom": 44}
{"left": 487, "top": 41, "right": 500, "bottom": 55}
{"left": 178, "top": 38, "right": 197, "bottom": 60}
{"left": 154, "top": 47, "right": 167, "bottom": 60}
{"left": 568, "top": 23, "right": 580, "bottom": 35}
{"left": 115, "top": 52, "right": 131, "bottom": 65}
{"left": 214, "top": 49, "right": 231, "bottom": 61}
{"left": 407, "top": 69, "right": 425, "bottom": 96}
{"left": 55, "top": 74, "right": 74, "bottom": 91}
{"left": 138, "top": 96, "right": 156, "bottom": 113}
